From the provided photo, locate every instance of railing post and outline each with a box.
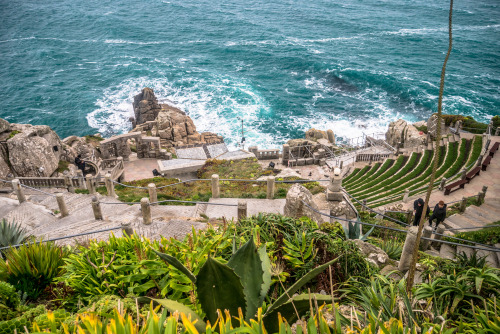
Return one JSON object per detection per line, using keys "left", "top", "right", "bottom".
{"left": 482, "top": 185, "right": 488, "bottom": 195}
{"left": 477, "top": 191, "right": 485, "bottom": 205}
{"left": 432, "top": 225, "right": 445, "bottom": 248}
{"left": 476, "top": 154, "right": 483, "bottom": 167}
{"left": 12, "top": 179, "right": 26, "bottom": 203}
{"left": 86, "top": 174, "right": 96, "bottom": 194}
{"left": 211, "top": 174, "right": 220, "bottom": 199}
{"left": 105, "top": 173, "right": 116, "bottom": 197}
{"left": 420, "top": 226, "right": 433, "bottom": 250}
{"left": 339, "top": 160, "right": 343, "bottom": 169}
{"left": 56, "top": 193, "right": 69, "bottom": 217}
{"left": 121, "top": 221, "right": 134, "bottom": 237}
{"left": 141, "top": 198, "right": 152, "bottom": 225}
{"left": 91, "top": 196, "right": 103, "bottom": 220}
{"left": 77, "top": 170, "right": 86, "bottom": 189}
{"left": 65, "top": 176, "right": 75, "bottom": 193}
{"left": 148, "top": 183, "right": 158, "bottom": 205}
{"left": 238, "top": 200, "right": 247, "bottom": 221}
{"left": 459, "top": 196, "right": 467, "bottom": 213}
{"left": 406, "top": 209, "right": 413, "bottom": 225}
{"left": 398, "top": 226, "right": 418, "bottom": 272}
{"left": 403, "top": 189, "right": 410, "bottom": 203}
{"left": 117, "top": 156, "right": 124, "bottom": 180}
{"left": 266, "top": 176, "right": 275, "bottom": 199}
{"left": 439, "top": 177, "right": 447, "bottom": 191}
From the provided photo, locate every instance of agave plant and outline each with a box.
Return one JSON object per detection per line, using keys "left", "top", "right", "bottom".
{"left": 344, "top": 218, "right": 374, "bottom": 241}
{"left": 0, "top": 219, "right": 29, "bottom": 250}
{"left": 151, "top": 237, "right": 338, "bottom": 332}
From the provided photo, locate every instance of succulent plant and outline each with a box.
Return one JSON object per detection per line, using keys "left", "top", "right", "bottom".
{"left": 0, "top": 219, "right": 29, "bottom": 250}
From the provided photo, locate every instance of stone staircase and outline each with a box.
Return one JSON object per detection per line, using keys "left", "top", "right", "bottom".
{"left": 443, "top": 198, "right": 500, "bottom": 231}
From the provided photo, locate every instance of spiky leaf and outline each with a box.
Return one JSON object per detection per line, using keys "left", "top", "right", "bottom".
{"left": 196, "top": 256, "right": 246, "bottom": 326}
{"left": 258, "top": 245, "right": 272, "bottom": 307}
{"left": 153, "top": 249, "right": 196, "bottom": 283}
{"left": 267, "top": 257, "right": 339, "bottom": 315}
{"left": 264, "top": 294, "right": 332, "bottom": 332}
{"left": 227, "top": 237, "right": 263, "bottom": 321}
{"left": 142, "top": 297, "right": 206, "bottom": 332}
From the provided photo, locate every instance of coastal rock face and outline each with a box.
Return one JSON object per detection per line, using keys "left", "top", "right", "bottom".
{"left": 133, "top": 87, "right": 162, "bottom": 125}
{"left": 284, "top": 184, "right": 323, "bottom": 223}
{"left": 132, "top": 89, "right": 223, "bottom": 147}
{"left": 0, "top": 150, "right": 10, "bottom": 179}
{"left": 427, "top": 114, "right": 445, "bottom": 139}
{"left": 305, "top": 128, "right": 335, "bottom": 144}
{"left": 7, "top": 124, "right": 63, "bottom": 177}
{"left": 386, "top": 119, "right": 426, "bottom": 148}
{"left": 0, "top": 118, "right": 9, "bottom": 133}
{"left": 62, "top": 136, "right": 98, "bottom": 162}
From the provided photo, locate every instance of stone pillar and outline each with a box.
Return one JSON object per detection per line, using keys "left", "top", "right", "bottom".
{"left": 482, "top": 185, "right": 488, "bottom": 195}
{"left": 76, "top": 170, "right": 86, "bottom": 189}
{"left": 456, "top": 120, "right": 462, "bottom": 132}
{"left": 398, "top": 226, "right": 418, "bottom": 272}
{"left": 459, "top": 196, "right": 467, "bottom": 213}
{"left": 439, "top": 178, "right": 447, "bottom": 191}
{"left": 117, "top": 156, "right": 124, "bottom": 181}
{"left": 105, "top": 173, "right": 116, "bottom": 198}
{"left": 282, "top": 144, "right": 290, "bottom": 164}
{"left": 266, "top": 176, "right": 275, "bottom": 199}
{"left": 406, "top": 209, "right": 413, "bottom": 225}
{"left": 339, "top": 160, "right": 343, "bottom": 169}
{"left": 65, "top": 176, "right": 75, "bottom": 193}
{"left": 141, "top": 198, "right": 152, "bottom": 225}
{"left": 121, "top": 221, "right": 134, "bottom": 237}
{"left": 56, "top": 193, "right": 69, "bottom": 218}
{"left": 432, "top": 225, "right": 445, "bottom": 248}
{"left": 403, "top": 189, "right": 410, "bottom": 203}
{"left": 86, "top": 174, "right": 96, "bottom": 194}
{"left": 460, "top": 168, "right": 467, "bottom": 180}
{"left": 326, "top": 168, "right": 343, "bottom": 202}
{"left": 248, "top": 146, "right": 259, "bottom": 158}
{"left": 211, "top": 174, "right": 220, "bottom": 199}
{"left": 478, "top": 191, "right": 485, "bottom": 205}
{"left": 148, "top": 183, "right": 158, "bottom": 205}
{"left": 91, "top": 196, "right": 103, "bottom": 220}
{"left": 238, "top": 200, "right": 247, "bottom": 221}
{"left": 12, "top": 179, "right": 26, "bottom": 203}
{"left": 495, "top": 127, "right": 500, "bottom": 136}
{"left": 327, "top": 129, "right": 335, "bottom": 144}
{"left": 420, "top": 226, "right": 433, "bottom": 250}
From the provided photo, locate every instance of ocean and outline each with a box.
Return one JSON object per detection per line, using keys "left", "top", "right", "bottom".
{"left": 0, "top": 0, "right": 499, "bottom": 148}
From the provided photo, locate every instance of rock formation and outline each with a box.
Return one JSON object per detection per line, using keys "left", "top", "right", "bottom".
{"left": 352, "top": 239, "right": 390, "bottom": 268}
{"left": 6, "top": 124, "right": 63, "bottom": 177}
{"left": 61, "top": 136, "right": 100, "bottom": 162}
{"left": 385, "top": 119, "right": 426, "bottom": 148}
{"left": 305, "top": 128, "right": 335, "bottom": 145}
{"left": 131, "top": 88, "right": 223, "bottom": 147}
{"left": 427, "top": 114, "right": 446, "bottom": 139}
{"left": 284, "top": 184, "right": 323, "bottom": 223}
{"left": 133, "top": 88, "right": 162, "bottom": 125}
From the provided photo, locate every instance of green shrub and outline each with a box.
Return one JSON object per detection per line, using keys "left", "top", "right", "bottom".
{"left": 415, "top": 124, "right": 428, "bottom": 134}
{"left": 0, "top": 219, "right": 29, "bottom": 250}
{"left": 0, "top": 282, "right": 20, "bottom": 321}
{"left": 56, "top": 160, "right": 70, "bottom": 173}
{"left": 373, "top": 239, "right": 403, "bottom": 260}
{"left": 74, "top": 189, "right": 89, "bottom": 194}
{"left": 0, "top": 242, "right": 68, "bottom": 300}
{"left": 443, "top": 225, "right": 500, "bottom": 246}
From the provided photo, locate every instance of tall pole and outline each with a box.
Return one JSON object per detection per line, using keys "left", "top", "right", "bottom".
{"left": 406, "top": 0, "right": 454, "bottom": 293}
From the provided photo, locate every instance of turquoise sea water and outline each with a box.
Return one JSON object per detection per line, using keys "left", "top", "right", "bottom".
{"left": 0, "top": 0, "right": 499, "bottom": 148}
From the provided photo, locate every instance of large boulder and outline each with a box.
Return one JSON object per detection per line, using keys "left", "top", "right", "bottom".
{"left": 385, "top": 119, "right": 426, "bottom": 148}
{"left": 133, "top": 87, "right": 162, "bottom": 125}
{"left": 7, "top": 124, "right": 63, "bottom": 177}
{"left": 352, "top": 239, "right": 390, "bottom": 268}
{"left": 0, "top": 149, "right": 11, "bottom": 179}
{"left": 61, "top": 136, "right": 99, "bottom": 162}
{"left": 284, "top": 184, "right": 323, "bottom": 223}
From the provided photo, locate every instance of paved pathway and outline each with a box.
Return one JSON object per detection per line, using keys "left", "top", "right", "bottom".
{"left": 123, "top": 156, "right": 160, "bottom": 181}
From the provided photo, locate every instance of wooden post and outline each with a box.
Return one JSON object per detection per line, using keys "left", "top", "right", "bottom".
{"left": 12, "top": 179, "right": 26, "bottom": 203}
{"left": 459, "top": 196, "right": 467, "bottom": 213}
{"left": 482, "top": 185, "right": 488, "bottom": 195}
{"left": 141, "top": 198, "right": 152, "bottom": 225}
{"left": 86, "top": 174, "right": 96, "bottom": 194}
{"left": 406, "top": 209, "right": 413, "bottom": 226}
{"left": 105, "top": 173, "right": 116, "bottom": 197}
{"left": 266, "top": 176, "right": 275, "bottom": 199}
{"left": 477, "top": 191, "right": 485, "bottom": 205}
{"left": 91, "top": 196, "right": 103, "bottom": 220}
{"left": 476, "top": 154, "right": 483, "bottom": 167}
{"left": 211, "top": 174, "right": 220, "bottom": 199}
{"left": 460, "top": 168, "right": 467, "bottom": 180}
{"left": 65, "top": 176, "right": 75, "bottom": 193}
{"left": 56, "top": 193, "right": 69, "bottom": 218}
{"left": 148, "top": 183, "right": 158, "bottom": 205}
{"left": 237, "top": 200, "right": 247, "bottom": 221}
{"left": 432, "top": 225, "right": 446, "bottom": 248}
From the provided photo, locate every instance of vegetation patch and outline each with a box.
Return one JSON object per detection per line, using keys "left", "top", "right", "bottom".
{"left": 56, "top": 160, "right": 70, "bottom": 173}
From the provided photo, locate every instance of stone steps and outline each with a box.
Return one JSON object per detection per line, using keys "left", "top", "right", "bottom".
{"left": 3, "top": 201, "right": 57, "bottom": 232}
{"left": 0, "top": 197, "right": 19, "bottom": 219}
{"left": 463, "top": 206, "right": 498, "bottom": 224}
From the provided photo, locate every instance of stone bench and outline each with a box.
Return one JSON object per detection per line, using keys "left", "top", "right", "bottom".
{"left": 444, "top": 179, "right": 468, "bottom": 196}
{"left": 482, "top": 155, "right": 492, "bottom": 171}
{"left": 465, "top": 166, "right": 481, "bottom": 183}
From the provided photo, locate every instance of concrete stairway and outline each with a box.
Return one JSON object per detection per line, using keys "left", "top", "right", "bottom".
{"left": 443, "top": 198, "right": 500, "bottom": 231}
